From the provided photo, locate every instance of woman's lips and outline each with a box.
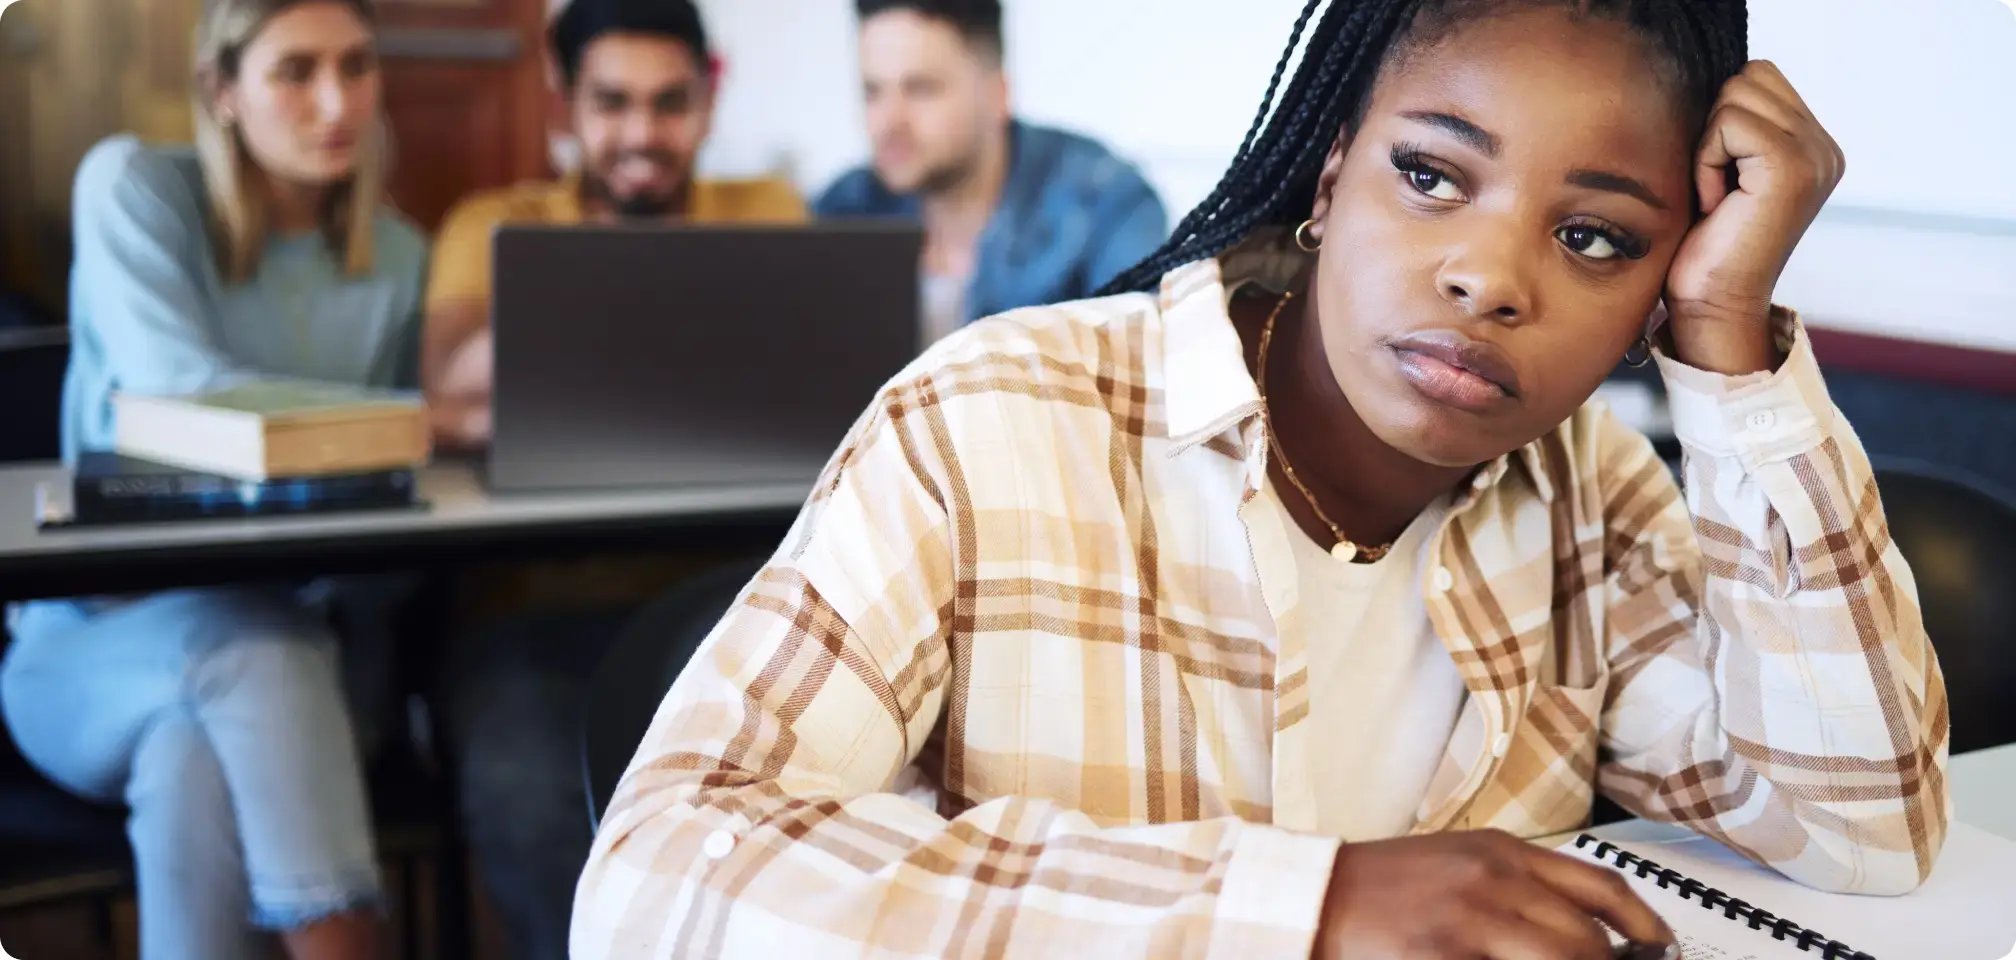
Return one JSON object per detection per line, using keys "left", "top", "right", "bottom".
{"left": 1386, "top": 329, "right": 1522, "bottom": 413}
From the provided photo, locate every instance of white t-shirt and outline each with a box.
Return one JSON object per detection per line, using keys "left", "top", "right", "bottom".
{"left": 1249, "top": 479, "right": 1469, "bottom": 840}
{"left": 920, "top": 272, "right": 968, "bottom": 348}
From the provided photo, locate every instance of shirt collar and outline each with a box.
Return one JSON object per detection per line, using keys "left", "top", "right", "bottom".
{"left": 555, "top": 171, "right": 730, "bottom": 223}
{"left": 1156, "top": 227, "right": 1555, "bottom": 504}
{"left": 1159, "top": 229, "right": 1297, "bottom": 452}
{"left": 1454, "top": 447, "right": 1556, "bottom": 507}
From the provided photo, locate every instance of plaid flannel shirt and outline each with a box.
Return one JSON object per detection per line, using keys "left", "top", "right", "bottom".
{"left": 573, "top": 235, "right": 1949, "bottom": 959}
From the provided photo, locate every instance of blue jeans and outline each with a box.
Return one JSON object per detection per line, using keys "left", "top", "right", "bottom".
{"left": 2, "top": 586, "right": 382, "bottom": 959}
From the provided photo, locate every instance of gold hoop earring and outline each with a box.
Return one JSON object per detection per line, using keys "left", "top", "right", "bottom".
{"left": 1623, "top": 336, "right": 1653, "bottom": 368}
{"left": 1293, "top": 218, "right": 1322, "bottom": 253}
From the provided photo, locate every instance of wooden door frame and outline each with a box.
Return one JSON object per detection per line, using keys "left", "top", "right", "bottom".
{"left": 376, "top": 0, "right": 553, "bottom": 205}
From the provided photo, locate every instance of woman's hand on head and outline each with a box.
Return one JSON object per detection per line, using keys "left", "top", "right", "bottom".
{"left": 1664, "top": 60, "right": 1845, "bottom": 375}
{"left": 1313, "top": 830, "right": 1675, "bottom": 960}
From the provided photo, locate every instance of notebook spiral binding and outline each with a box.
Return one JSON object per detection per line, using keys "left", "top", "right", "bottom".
{"left": 1572, "top": 835, "right": 1877, "bottom": 960}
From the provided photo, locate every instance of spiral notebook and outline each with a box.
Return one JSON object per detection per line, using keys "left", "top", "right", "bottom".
{"left": 1558, "top": 822, "right": 2016, "bottom": 959}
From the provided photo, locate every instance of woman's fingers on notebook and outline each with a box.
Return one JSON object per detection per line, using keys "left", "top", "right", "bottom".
{"left": 1523, "top": 842, "right": 1676, "bottom": 949}
{"left": 1472, "top": 913, "right": 1615, "bottom": 960}
{"left": 1316, "top": 830, "right": 1671, "bottom": 959}
{"left": 1496, "top": 879, "right": 1624, "bottom": 960}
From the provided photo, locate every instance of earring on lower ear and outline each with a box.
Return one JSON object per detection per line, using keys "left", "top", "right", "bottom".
{"left": 1293, "top": 218, "right": 1322, "bottom": 253}
{"left": 1623, "top": 336, "right": 1653, "bottom": 368}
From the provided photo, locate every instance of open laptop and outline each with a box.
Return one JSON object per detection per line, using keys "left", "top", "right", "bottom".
{"left": 487, "top": 223, "right": 923, "bottom": 492}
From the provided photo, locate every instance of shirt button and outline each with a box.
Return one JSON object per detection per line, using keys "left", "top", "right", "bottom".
{"left": 1746, "top": 409, "right": 1778, "bottom": 432}
{"left": 703, "top": 830, "right": 736, "bottom": 861}
{"left": 1492, "top": 733, "right": 1512, "bottom": 758}
{"left": 1432, "top": 567, "right": 1456, "bottom": 593}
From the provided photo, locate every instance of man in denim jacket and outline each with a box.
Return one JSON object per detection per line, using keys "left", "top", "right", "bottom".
{"left": 817, "top": 0, "right": 1168, "bottom": 344}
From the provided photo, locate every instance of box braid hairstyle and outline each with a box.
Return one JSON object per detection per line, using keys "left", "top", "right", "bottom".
{"left": 1100, "top": 0, "right": 1749, "bottom": 295}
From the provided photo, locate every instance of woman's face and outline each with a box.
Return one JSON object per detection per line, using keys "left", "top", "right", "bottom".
{"left": 216, "top": 1, "right": 381, "bottom": 187}
{"left": 1307, "top": 5, "right": 1696, "bottom": 467}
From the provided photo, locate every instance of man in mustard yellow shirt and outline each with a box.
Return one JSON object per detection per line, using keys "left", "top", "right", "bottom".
{"left": 423, "top": 0, "right": 803, "bottom": 450}
{"left": 426, "top": 4, "right": 801, "bottom": 958}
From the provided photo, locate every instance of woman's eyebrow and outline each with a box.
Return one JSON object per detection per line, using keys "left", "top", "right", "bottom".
{"left": 268, "top": 41, "right": 368, "bottom": 62}
{"left": 1400, "top": 110, "right": 1501, "bottom": 157}
{"left": 1565, "top": 168, "right": 1669, "bottom": 211}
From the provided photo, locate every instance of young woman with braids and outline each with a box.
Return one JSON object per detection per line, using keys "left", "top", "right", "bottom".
{"left": 576, "top": 2, "right": 1946, "bottom": 957}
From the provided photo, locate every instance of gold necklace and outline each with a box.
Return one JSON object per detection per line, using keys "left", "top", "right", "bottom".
{"left": 1256, "top": 290, "right": 1394, "bottom": 564}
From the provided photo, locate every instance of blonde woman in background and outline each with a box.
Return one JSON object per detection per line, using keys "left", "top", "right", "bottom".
{"left": 0, "top": 0, "right": 424, "bottom": 956}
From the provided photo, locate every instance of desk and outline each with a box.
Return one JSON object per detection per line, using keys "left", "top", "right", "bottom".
{"left": 0, "top": 461, "right": 807, "bottom": 601}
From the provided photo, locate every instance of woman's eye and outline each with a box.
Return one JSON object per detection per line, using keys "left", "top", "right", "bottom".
{"left": 1558, "top": 225, "right": 1629, "bottom": 261}
{"left": 1403, "top": 166, "right": 1464, "bottom": 202}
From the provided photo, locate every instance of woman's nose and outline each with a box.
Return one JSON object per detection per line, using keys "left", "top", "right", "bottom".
{"left": 1435, "top": 234, "right": 1533, "bottom": 322}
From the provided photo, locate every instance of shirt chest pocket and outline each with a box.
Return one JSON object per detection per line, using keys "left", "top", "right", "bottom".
{"left": 1528, "top": 679, "right": 1606, "bottom": 766}
{"left": 1469, "top": 679, "right": 1608, "bottom": 836}
{"left": 1521, "top": 615, "right": 1608, "bottom": 788}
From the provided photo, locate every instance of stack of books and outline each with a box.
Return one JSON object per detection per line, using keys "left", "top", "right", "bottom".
{"left": 48, "top": 381, "right": 431, "bottom": 527}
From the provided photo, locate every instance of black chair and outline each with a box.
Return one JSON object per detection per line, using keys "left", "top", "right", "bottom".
{"left": 582, "top": 559, "right": 765, "bottom": 827}
{"left": 1871, "top": 460, "right": 2016, "bottom": 755}
{"left": 0, "top": 326, "right": 68, "bottom": 463}
{"left": 0, "top": 696, "right": 131, "bottom": 950}
{"left": 0, "top": 292, "right": 53, "bottom": 330}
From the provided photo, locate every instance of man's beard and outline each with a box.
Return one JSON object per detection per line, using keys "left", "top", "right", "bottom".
{"left": 912, "top": 154, "right": 979, "bottom": 197}
{"left": 581, "top": 150, "right": 688, "bottom": 219}
{"left": 880, "top": 140, "right": 981, "bottom": 198}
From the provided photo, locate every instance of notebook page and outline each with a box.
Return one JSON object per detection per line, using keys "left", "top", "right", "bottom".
{"left": 1561, "top": 823, "right": 2016, "bottom": 960}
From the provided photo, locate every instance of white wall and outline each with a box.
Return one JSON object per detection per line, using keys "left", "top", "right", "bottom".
{"left": 687, "top": 0, "right": 2016, "bottom": 350}
{"left": 1745, "top": 0, "right": 2016, "bottom": 352}
{"left": 688, "top": 0, "right": 864, "bottom": 186}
